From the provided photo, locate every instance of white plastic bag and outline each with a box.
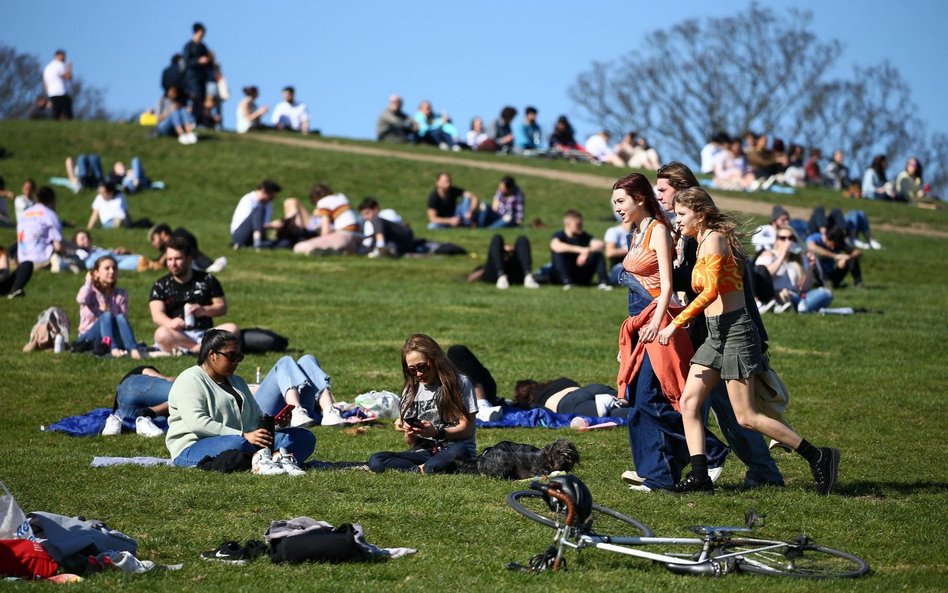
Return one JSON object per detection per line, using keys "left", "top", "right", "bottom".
{"left": 354, "top": 390, "right": 400, "bottom": 420}
{"left": 0, "top": 480, "right": 36, "bottom": 540}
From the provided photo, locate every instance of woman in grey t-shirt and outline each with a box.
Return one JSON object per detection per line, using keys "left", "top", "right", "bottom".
{"left": 367, "top": 334, "right": 478, "bottom": 474}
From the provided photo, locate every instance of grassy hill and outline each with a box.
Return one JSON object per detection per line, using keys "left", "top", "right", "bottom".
{"left": 0, "top": 120, "right": 946, "bottom": 591}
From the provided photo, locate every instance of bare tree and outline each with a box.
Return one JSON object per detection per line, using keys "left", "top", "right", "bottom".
{"left": 569, "top": 3, "right": 946, "bottom": 197}
{"left": 0, "top": 45, "right": 43, "bottom": 119}
{"left": 570, "top": 4, "right": 841, "bottom": 160}
{"left": 0, "top": 43, "right": 111, "bottom": 120}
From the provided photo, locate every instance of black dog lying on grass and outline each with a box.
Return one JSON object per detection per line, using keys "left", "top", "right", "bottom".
{"left": 453, "top": 439, "right": 580, "bottom": 480}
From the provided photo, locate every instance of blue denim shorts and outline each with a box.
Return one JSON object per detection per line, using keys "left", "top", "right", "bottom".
{"left": 692, "top": 308, "right": 766, "bottom": 380}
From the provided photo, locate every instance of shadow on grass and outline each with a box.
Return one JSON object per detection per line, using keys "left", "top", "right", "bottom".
{"left": 834, "top": 481, "right": 948, "bottom": 497}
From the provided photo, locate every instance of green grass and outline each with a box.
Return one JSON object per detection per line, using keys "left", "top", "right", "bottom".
{"left": 1, "top": 121, "right": 946, "bottom": 591}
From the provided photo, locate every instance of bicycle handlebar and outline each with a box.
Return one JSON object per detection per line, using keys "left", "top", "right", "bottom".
{"left": 529, "top": 481, "right": 576, "bottom": 529}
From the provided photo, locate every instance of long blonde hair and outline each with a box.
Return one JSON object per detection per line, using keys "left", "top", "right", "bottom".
{"left": 673, "top": 187, "right": 749, "bottom": 264}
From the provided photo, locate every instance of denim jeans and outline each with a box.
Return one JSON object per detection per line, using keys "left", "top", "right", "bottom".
{"left": 367, "top": 439, "right": 476, "bottom": 474}
{"left": 231, "top": 204, "right": 270, "bottom": 246}
{"left": 794, "top": 287, "right": 833, "bottom": 312}
{"left": 115, "top": 375, "right": 172, "bottom": 419}
{"left": 427, "top": 196, "right": 473, "bottom": 229}
{"left": 477, "top": 208, "right": 516, "bottom": 229}
{"left": 844, "top": 210, "right": 870, "bottom": 237}
{"left": 619, "top": 270, "right": 730, "bottom": 489}
{"left": 83, "top": 249, "right": 142, "bottom": 271}
{"left": 172, "top": 428, "right": 316, "bottom": 467}
{"left": 157, "top": 109, "right": 195, "bottom": 136}
{"left": 254, "top": 355, "right": 331, "bottom": 419}
{"left": 121, "top": 157, "right": 150, "bottom": 193}
{"left": 76, "top": 154, "right": 104, "bottom": 188}
{"left": 78, "top": 312, "right": 139, "bottom": 351}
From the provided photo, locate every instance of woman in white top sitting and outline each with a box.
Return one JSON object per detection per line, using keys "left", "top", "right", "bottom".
{"left": 235, "top": 86, "right": 269, "bottom": 134}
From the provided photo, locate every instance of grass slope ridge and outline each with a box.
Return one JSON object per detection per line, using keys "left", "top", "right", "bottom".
{"left": 0, "top": 121, "right": 946, "bottom": 592}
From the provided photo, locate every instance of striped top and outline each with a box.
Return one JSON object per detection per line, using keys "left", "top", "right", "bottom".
{"left": 622, "top": 219, "right": 665, "bottom": 298}
{"left": 315, "top": 193, "right": 359, "bottom": 232}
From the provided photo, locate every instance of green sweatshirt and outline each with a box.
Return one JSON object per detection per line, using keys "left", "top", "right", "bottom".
{"left": 165, "top": 365, "right": 261, "bottom": 460}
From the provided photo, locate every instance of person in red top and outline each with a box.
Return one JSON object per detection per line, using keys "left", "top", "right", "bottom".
{"left": 657, "top": 187, "right": 840, "bottom": 496}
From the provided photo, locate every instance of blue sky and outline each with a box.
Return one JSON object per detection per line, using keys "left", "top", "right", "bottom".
{"left": 7, "top": 0, "right": 947, "bottom": 164}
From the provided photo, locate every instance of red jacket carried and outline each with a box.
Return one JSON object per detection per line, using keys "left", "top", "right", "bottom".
{"left": 617, "top": 301, "right": 693, "bottom": 412}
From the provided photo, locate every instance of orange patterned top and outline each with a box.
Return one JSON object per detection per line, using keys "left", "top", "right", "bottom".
{"left": 622, "top": 220, "right": 665, "bottom": 298}
{"left": 672, "top": 253, "right": 743, "bottom": 326}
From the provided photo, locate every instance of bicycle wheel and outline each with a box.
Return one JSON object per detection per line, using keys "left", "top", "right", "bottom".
{"left": 507, "top": 491, "right": 653, "bottom": 537}
{"left": 721, "top": 538, "right": 869, "bottom": 578}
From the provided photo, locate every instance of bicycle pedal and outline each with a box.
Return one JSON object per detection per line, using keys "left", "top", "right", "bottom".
{"left": 505, "top": 562, "right": 531, "bottom": 572}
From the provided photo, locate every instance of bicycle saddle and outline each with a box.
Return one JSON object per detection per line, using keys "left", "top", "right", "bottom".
{"left": 546, "top": 475, "right": 593, "bottom": 527}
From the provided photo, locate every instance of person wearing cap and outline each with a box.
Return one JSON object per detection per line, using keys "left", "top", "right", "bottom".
{"left": 376, "top": 94, "right": 416, "bottom": 142}
{"left": 87, "top": 182, "right": 130, "bottom": 229}
{"left": 230, "top": 180, "right": 284, "bottom": 249}
{"left": 751, "top": 205, "right": 790, "bottom": 254}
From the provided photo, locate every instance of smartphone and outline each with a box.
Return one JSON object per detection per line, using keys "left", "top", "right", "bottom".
{"left": 274, "top": 404, "right": 295, "bottom": 427}
{"left": 404, "top": 417, "right": 425, "bottom": 429}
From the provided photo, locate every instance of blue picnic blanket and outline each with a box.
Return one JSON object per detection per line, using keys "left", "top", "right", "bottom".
{"left": 46, "top": 408, "right": 168, "bottom": 437}
{"left": 475, "top": 405, "right": 627, "bottom": 429}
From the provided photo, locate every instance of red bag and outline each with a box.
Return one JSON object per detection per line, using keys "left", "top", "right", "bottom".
{"left": 0, "top": 539, "right": 58, "bottom": 579}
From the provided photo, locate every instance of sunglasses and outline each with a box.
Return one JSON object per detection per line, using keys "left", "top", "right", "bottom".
{"left": 407, "top": 362, "right": 430, "bottom": 375}
{"left": 777, "top": 235, "right": 795, "bottom": 241}
{"left": 215, "top": 350, "right": 245, "bottom": 363}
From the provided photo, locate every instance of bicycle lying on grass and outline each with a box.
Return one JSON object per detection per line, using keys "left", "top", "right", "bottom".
{"left": 506, "top": 475, "right": 869, "bottom": 578}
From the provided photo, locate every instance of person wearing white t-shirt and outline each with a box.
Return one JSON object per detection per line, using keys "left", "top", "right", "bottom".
{"left": 271, "top": 86, "right": 310, "bottom": 134}
{"left": 43, "top": 50, "right": 73, "bottom": 120}
{"left": 17, "top": 186, "right": 64, "bottom": 267}
{"left": 230, "top": 180, "right": 282, "bottom": 249}
{"left": 87, "top": 183, "right": 130, "bottom": 229}
{"left": 604, "top": 219, "right": 634, "bottom": 284}
{"left": 584, "top": 131, "right": 626, "bottom": 167}
{"left": 292, "top": 184, "right": 360, "bottom": 254}
{"left": 15, "top": 179, "right": 38, "bottom": 222}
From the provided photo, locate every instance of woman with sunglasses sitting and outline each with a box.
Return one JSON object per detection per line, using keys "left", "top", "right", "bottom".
{"left": 754, "top": 225, "right": 833, "bottom": 313}
{"left": 165, "top": 330, "right": 316, "bottom": 474}
{"left": 367, "top": 334, "right": 478, "bottom": 474}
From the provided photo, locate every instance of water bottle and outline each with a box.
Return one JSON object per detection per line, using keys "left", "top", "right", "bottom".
{"left": 255, "top": 366, "right": 262, "bottom": 383}
{"left": 53, "top": 334, "right": 64, "bottom": 353}
{"left": 184, "top": 303, "right": 195, "bottom": 329}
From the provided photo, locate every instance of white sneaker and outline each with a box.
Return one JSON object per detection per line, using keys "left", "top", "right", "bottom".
{"left": 774, "top": 301, "right": 794, "bottom": 314}
{"left": 757, "top": 299, "right": 776, "bottom": 314}
{"left": 598, "top": 283, "right": 614, "bottom": 291}
{"left": 102, "top": 413, "right": 123, "bottom": 436}
{"left": 523, "top": 274, "right": 540, "bottom": 289}
{"left": 621, "top": 470, "right": 645, "bottom": 486}
{"left": 206, "top": 257, "right": 228, "bottom": 274}
{"left": 290, "top": 407, "right": 316, "bottom": 428}
{"left": 852, "top": 239, "right": 870, "bottom": 250}
{"left": 708, "top": 466, "right": 724, "bottom": 483}
{"left": 869, "top": 239, "right": 882, "bottom": 250}
{"left": 495, "top": 274, "right": 510, "bottom": 290}
{"left": 135, "top": 416, "right": 164, "bottom": 438}
{"left": 562, "top": 284, "right": 572, "bottom": 291}
{"left": 252, "top": 448, "right": 285, "bottom": 475}
{"left": 628, "top": 484, "right": 653, "bottom": 493}
{"left": 186, "top": 132, "right": 198, "bottom": 144}
{"left": 178, "top": 134, "right": 190, "bottom": 145}
{"left": 272, "top": 448, "right": 305, "bottom": 477}
{"left": 320, "top": 406, "right": 344, "bottom": 426}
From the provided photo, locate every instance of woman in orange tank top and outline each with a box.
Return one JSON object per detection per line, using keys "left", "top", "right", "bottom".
{"left": 611, "top": 173, "right": 676, "bottom": 343}
{"left": 656, "top": 188, "right": 840, "bottom": 496}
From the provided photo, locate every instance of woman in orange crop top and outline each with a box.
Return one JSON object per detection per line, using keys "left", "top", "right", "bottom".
{"left": 656, "top": 187, "right": 840, "bottom": 496}
{"left": 611, "top": 173, "right": 676, "bottom": 343}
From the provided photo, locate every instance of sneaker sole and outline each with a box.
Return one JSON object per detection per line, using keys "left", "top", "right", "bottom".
{"left": 200, "top": 554, "right": 248, "bottom": 565}
{"left": 817, "top": 448, "right": 840, "bottom": 495}
{"left": 621, "top": 471, "right": 645, "bottom": 486}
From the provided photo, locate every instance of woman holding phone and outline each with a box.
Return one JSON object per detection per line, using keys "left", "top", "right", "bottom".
{"left": 367, "top": 334, "right": 478, "bottom": 474}
{"left": 165, "top": 330, "right": 315, "bottom": 475}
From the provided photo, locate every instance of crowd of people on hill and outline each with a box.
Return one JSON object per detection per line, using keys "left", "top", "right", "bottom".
{"left": 702, "top": 131, "right": 935, "bottom": 203}
{"left": 7, "top": 23, "right": 912, "bottom": 498}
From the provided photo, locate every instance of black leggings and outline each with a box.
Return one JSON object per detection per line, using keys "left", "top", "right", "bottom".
{"left": 556, "top": 384, "right": 625, "bottom": 418}
{"left": 0, "top": 261, "right": 33, "bottom": 295}
{"left": 482, "top": 234, "right": 532, "bottom": 283}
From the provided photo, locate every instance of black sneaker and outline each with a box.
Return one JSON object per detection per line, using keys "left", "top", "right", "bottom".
{"left": 201, "top": 541, "right": 250, "bottom": 565}
{"left": 670, "top": 473, "right": 715, "bottom": 495}
{"left": 809, "top": 447, "right": 840, "bottom": 495}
